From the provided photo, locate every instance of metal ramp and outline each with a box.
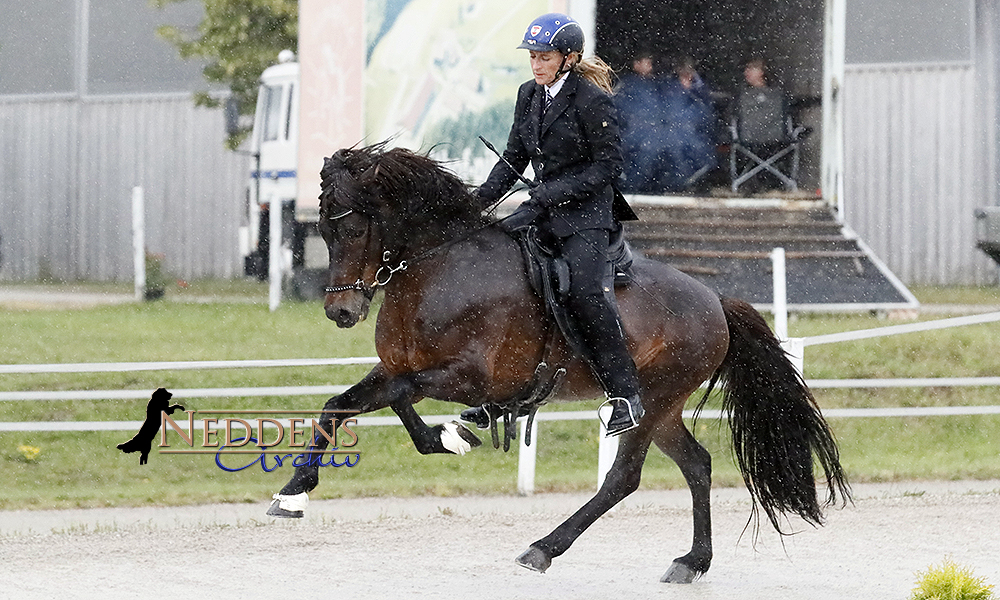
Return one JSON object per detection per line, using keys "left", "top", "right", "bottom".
{"left": 625, "top": 196, "right": 919, "bottom": 311}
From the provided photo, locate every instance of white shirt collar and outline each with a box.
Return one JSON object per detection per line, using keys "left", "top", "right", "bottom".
{"left": 545, "top": 73, "right": 568, "bottom": 98}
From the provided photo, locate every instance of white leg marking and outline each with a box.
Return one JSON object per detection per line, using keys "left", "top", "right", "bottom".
{"left": 272, "top": 492, "right": 309, "bottom": 513}
{"left": 440, "top": 421, "right": 472, "bottom": 456}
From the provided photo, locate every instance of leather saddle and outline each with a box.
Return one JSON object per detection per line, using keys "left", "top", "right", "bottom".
{"left": 516, "top": 223, "right": 635, "bottom": 360}
{"left": 466, "top": 224, "right": 636, "bottom": 452}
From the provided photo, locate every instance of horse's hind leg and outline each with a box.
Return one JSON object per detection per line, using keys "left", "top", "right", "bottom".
{"left": 654, "top": 415, "right": 713, "bottom": 583}
{"left": 515, "top": 427, "right": 653, "bottom": 573}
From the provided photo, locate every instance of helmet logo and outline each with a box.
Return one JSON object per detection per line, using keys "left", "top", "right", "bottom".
{"left": 530, "top": 25, "right": 542, "bottom": 37}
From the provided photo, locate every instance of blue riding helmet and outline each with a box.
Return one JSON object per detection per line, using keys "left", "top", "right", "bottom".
{"left": 517, "top": 13, "right": 585, "bottom": 55}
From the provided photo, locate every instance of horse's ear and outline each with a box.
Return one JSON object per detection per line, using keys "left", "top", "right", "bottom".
{"left": 322, "top": 151, "right": 350, "bottom": 179}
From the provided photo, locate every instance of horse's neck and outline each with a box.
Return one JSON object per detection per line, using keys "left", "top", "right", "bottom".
{"left": 391, "top": 218, "right": 492, "bottom": 262}
{"left": 384, "top": 227, "right": 519, "bottom": 302}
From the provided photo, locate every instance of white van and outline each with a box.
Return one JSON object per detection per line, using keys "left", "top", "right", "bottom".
{"left": 239, "top": 52, "right": 326, "bottom": 298}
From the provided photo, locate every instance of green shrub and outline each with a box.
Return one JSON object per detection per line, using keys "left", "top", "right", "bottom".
{"left": 911, "top": 559, "right": 995, "bottom": 600}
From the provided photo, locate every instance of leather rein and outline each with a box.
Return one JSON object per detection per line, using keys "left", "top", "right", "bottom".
{"left": 321, "top": 199, "right": 506, "bottom": 299}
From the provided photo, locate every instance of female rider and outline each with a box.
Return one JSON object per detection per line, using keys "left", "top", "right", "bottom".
{"left": 466, "top": 13, "right": 644, "bottom": 436}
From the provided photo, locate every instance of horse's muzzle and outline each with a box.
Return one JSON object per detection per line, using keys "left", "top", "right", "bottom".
{"left": 324, "top": 294, "right": 369, "bottom": 328}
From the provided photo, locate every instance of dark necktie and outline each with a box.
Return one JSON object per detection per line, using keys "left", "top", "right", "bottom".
{"left": 543, "top": 88, "right": 553, "bottom": 113}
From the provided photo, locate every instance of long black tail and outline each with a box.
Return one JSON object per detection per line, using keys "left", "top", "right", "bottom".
{"left": 699, "top": 297, "right": 851, "bottom": 534}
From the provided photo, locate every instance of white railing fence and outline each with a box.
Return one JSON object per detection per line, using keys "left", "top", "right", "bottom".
{"left": 3, "top": 249, "right": 1000, "bottom": 494}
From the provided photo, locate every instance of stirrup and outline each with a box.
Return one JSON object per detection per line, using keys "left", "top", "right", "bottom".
{"left": 599, "top": 394, "right": 645, "bottom": 437}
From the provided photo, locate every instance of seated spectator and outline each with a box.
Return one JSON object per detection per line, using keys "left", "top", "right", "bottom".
{"left": 732, "top": 57, "right": 791, "bottom": 192}
{"left": 658, "top": 56, "right": 718, "bottom": 193}
{"left": 614, "top": 52, "right": 671, "bottom": 194}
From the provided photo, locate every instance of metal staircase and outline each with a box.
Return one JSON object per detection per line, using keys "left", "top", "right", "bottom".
{"left": 625, "top": 197, "right": 918, "bottom": 310}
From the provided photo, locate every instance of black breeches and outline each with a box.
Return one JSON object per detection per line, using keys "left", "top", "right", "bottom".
{"left": 556, "top": 228, "right": 641, "bottom": 398}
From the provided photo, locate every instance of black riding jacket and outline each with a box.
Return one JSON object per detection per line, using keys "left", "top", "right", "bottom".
{"left": 478, "top": 72, "right": 627, "bottom": 237}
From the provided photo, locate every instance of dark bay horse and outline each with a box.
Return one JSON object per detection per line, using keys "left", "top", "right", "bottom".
{"left": 268, "top": 143, "right": 850, "bottom": 583}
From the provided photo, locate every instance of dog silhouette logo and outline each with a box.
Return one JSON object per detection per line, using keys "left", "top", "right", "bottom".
{"left": 117, "top": 388, "right": 185, "bottom": 465}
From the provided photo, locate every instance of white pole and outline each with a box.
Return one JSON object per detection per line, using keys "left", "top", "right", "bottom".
{"left": 597, "top": 405, "right": 618, "bottom": 490}
{"left": 131, "top": 187, "right": 145, "bottom": 301}
{"left": 269, "top": 202, "right": 282, "bottom": 311}
{"left": 517, "top": 418, "right": 538, "bottom": 495}
{"left": 771, "top": 247, "right": 788, "bottom": 341}
{"left": 783, "top": 337, "right": 805, "bottom": 378}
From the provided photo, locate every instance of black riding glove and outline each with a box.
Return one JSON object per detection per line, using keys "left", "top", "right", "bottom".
{"left": 501, "top": 200, "right": 544, "bottom": 233}
{"left": 527, "top": 184, "right": 554, "bottom": 208}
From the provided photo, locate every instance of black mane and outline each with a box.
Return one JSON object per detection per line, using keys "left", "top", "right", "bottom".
{"left": 319, "top": 143, "right": 491, "bottom": 246}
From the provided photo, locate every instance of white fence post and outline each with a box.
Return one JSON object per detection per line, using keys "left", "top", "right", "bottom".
{"left": 783, "top": 337, "right": 805, "bottom": 378}
{"left": 517, "top": 418, "right": 538, "bottom": 495}
{"left": 772, "top": 247, "right": 804, "bottom": 377}
{"left": 771, "top": 247, "right": 788, "bottom": 341}
{"left": 131, "top": 187, "right": 145, "bottom": 302}
{"left": 597, "top": 404, "right": 618, "bottom": 490}
{"left": 268, "top": 202, "right": 283, "bottom": 312}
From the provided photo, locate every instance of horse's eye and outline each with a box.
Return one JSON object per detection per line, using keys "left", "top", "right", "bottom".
{"left": 338, "top": 214, "right": 368, "bottom": 239}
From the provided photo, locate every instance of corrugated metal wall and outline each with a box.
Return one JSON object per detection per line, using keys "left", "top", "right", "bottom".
{"left": 0, "top": 94, "right": 248, "bottom": 282}
{"left": 843, "top": 63, "right": 999, "bottom": 285}
{"left": 841, "top": 0, "right": 1000, "bottom": 287}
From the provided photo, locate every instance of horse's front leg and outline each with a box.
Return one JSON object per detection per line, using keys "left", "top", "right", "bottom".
{"left": 386, "top": 371, "right": 482, "bottom": 456}
{"left": 267, "top": 365, "right": 481, "bottom": 518}
{"left": 268, "top": 364, "right": 394, "bottom": 518}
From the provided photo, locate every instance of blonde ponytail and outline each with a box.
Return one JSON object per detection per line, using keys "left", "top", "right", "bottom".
{"left": 573, "top": 55, "right": 615, "bottom": 94}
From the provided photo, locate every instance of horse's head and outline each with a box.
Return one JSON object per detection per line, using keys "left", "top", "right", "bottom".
{"left": 317, "top": 147, "right": 385, "bottom": 327}
{"left": 317, "top": 143, "right": 487, "bottom": 327}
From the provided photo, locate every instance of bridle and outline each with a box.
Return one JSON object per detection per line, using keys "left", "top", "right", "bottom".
{"left": 323, "top": 249, "right": 408, "bottom": 298}
{"left": 321, "top": 207, "right": 408, "bottom": 298}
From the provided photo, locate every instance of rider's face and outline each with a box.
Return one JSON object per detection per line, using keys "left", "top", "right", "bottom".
{"left": 530, "top": 50, "right": 565, "bottom": 86}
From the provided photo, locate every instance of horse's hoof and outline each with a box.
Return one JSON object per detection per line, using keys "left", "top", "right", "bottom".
{"left": 660, "top": 560, "right": 700, "bottom": 583}
{"left": 266, "top": 492, "right": 308, "bottom": 518}
{"left": 440, "top": 421, "right": 482, "bottom": 455}
{"left": 515, "top": 546, "right": 551, "bottom": 573}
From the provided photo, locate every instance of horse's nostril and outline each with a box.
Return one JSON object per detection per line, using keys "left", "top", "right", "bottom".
{"left": 324, "top": 303, "right": 339, "bottom": 320}
{"left": 326, "top": 304, "right": 356, "bottom": 327}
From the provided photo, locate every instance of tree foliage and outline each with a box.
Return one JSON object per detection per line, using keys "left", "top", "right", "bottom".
{"left": 152, "top": 0, "right": 298, "bottom": 149}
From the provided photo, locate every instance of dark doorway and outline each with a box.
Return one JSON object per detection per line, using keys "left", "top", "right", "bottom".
{"left": 596, "top": 0, "right": 825, "bottom": 193}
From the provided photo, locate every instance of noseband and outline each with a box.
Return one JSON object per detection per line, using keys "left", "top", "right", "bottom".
{"left": 323, "top": 250, "right": 408, "bottom": 298}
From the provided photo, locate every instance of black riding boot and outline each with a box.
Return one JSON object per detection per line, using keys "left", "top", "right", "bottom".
{"left": 568, "top": 290, "right": 644, "bottom": 437}
{"left": 602, "top": 394, "right": 645, "bottom": 436}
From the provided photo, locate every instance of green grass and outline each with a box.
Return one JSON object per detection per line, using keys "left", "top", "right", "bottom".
{"left": 908, "top": 285, "right": 1000, "bottom": 306}
{"left": 2, "top": 283, "right": 1000, "bottom": 509}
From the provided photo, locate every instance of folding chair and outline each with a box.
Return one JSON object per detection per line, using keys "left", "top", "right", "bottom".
{"left": 729, "top": 87, "right": 808, "bottom": 193}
